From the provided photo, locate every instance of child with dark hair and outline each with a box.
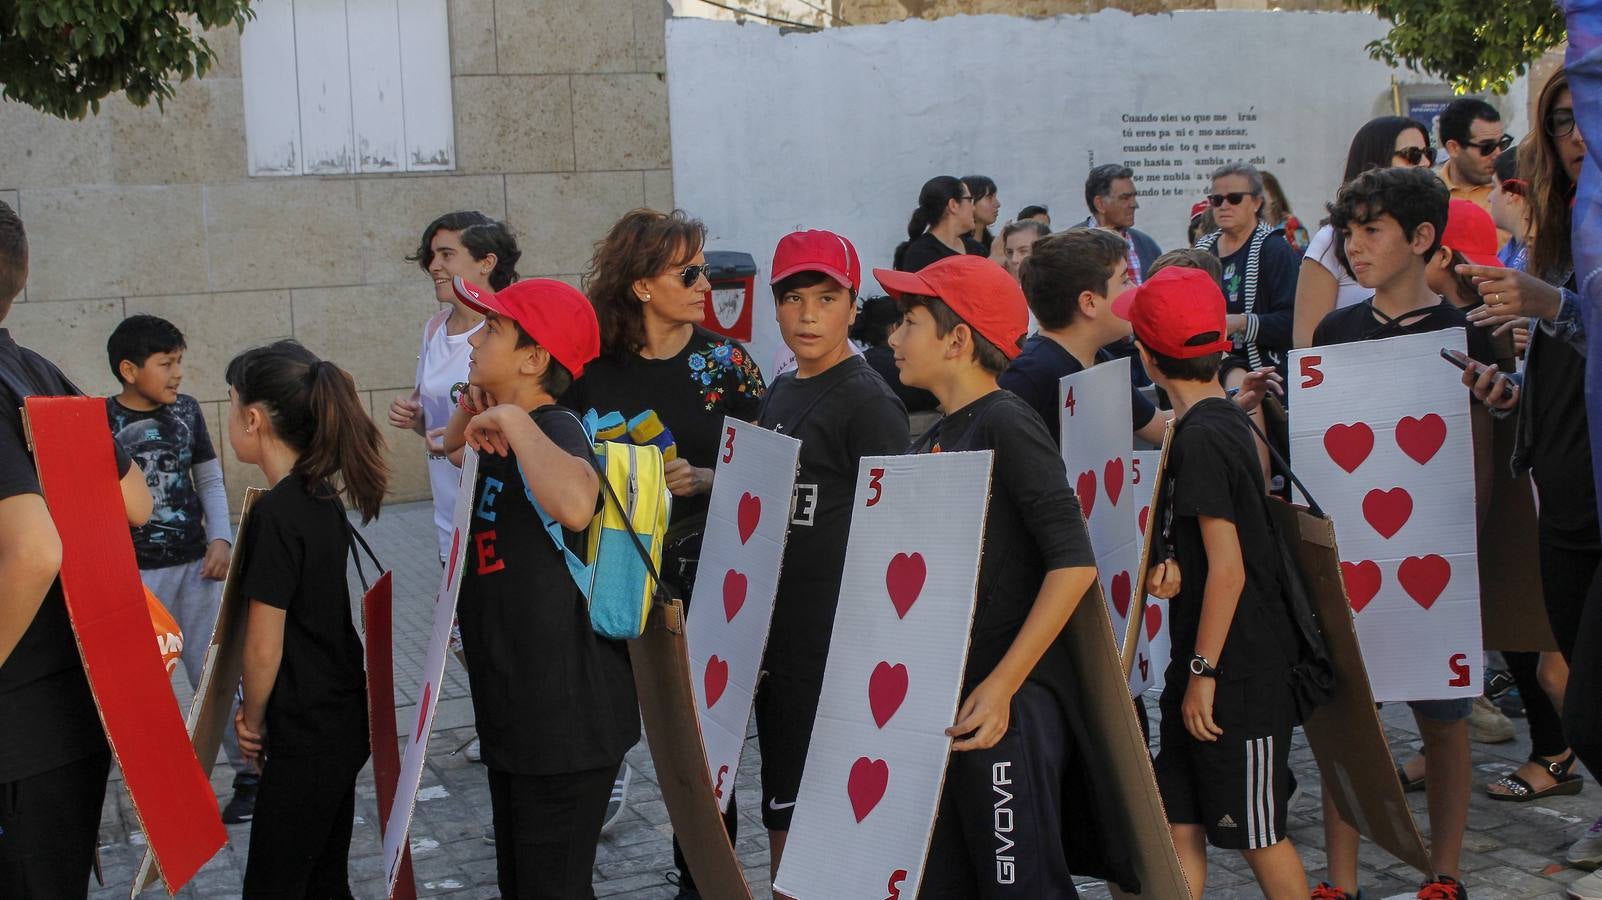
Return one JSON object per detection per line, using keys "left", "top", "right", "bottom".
{"left": 876, "top": 254, "right": 1131, "bottom": 896}
{"left": 853, "top": 296, "right": 938, "bottom": 413}
{"left": 442, "top": 278, "right": 638, "bottom": 897}
{"left": 104, "top": 314, "right": 256, "bottom": 821}
{"left": 1116, "top": 266, "right": 1309, "bottom": 899}
{"left": 755, "top": 231, "right": 908, "bottom": 875}
{"left": 226, "top": 340, "right": 389, "bottom": 897}
{"left": 1311, "top": 164, "right": 1487, "bottom": 900}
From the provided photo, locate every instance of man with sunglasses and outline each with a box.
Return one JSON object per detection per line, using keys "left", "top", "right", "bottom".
{"left": 1438, "top": 97, "right": 1514, "bottom": 246}
{"left": 1193, "top": 162, "right": 1299, "bottom": 377}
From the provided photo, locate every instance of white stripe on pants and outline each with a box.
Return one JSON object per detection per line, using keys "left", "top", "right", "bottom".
{"left": 1244, "top": 736, "right": 1276, "bottom": 849}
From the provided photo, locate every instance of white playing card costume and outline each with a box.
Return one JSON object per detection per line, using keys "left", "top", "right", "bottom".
{"left": 1132, "top": 448, "right": 1169, "bottom": 695}
{"left": 1289, "top": 330, "right": 1482, "bottom": 703}
{"left": 775, "top": 451, "right": 991, "bottom": 900}
{"left": 1059, "top": 358, "right": 1155, "bottom": 695}
{"left": 685, "top": 418, "right": 800, "bottom": 812}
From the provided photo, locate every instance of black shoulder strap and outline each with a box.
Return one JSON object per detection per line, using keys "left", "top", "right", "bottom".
{"left": 345, "top": 519, "right": 385, "bottom": 592}
{"left": 1171, "top": 400, "right": 1324, "bottom": 518}
{"left": 756, "top": 364, "right": 860, "bottom": 437}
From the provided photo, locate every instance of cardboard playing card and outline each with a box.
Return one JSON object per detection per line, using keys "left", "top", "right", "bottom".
{"left": 685, "top": 418, "right": 801, "bottom": 811}
{"left": 383, "top": 451, "right": 479, "bottom": 894}
{"left": 1475, "top": 408, "right": 1555, "bottom": 651}
{"left": 364, "top": 573, "right": 418, "bottom": 900}
{"left": 1289, "top": 331, "right": 1483, "bottom": 702}
{"left": 25, "top": 397, "right": 227, "bottom": 894}
{"left": 774, "top": 451, "right": 991, "bottom": 900}
{"left": 1058, "top": 358, "right": 1152, "bottom": 694}
{"left": 1130, "top": 448, "right": 1170, "bottom": 696}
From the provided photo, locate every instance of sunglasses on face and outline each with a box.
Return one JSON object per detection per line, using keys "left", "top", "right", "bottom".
{"left": 1546, "top": 108, "right": 1576, "bottom": 138}
{"left": 1461, "top": 134, "right": 1515, "bottom": 156}
{"left": 1393, "top": 146, "right": 1437, "bottom": 166}
{"left": 1207, "top": 191, "right": 1258, "bottom": 208}
{"left": 677, "top": 264, "right": 712, "bottom": 288}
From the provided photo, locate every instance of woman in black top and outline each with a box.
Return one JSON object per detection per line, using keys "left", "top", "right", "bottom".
{"left": 892, "top": 176, "right": 977, "bottom": 272}
{"left": 226, "top": 341, "right": 389, "bottom": 899}
{"left": 960, "top": 174, "right": 1002, "bottom": 257}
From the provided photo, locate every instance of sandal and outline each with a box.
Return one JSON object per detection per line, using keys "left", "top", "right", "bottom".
{"left": 1397, "top": 762, "right": 1426, "bottom": 793}
{"left": 1485, "top": 751, "right": 1584, "bottom": 802}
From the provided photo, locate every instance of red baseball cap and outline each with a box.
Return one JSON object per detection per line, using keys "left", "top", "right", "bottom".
{"left": 871, "top": 255, "right": 1027, "bottom": 359}
{"left": 453, "top": 276, "right": 600, "bottom": 377}
{"left": 1441, "top": 199, "right": 1504, "bottom": 269}
{"left": 1111, "top": 266, "right": 1233, "bottom": 360}
{"left": 1190, "top": 199, "right": 1212, "bottom": 220}
{"left": 771, "top": 229, "right": 862, "bottom": 292}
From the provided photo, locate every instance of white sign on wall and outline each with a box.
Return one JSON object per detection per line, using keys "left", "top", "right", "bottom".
{"left": 775, "top": 451, "right": 992, "bottom": 900}
{"left": 1289, "top": 331, "right": 1482, "bottom": 702}
{"left": 685, "top": 419, "right": 800, "bottom": 810}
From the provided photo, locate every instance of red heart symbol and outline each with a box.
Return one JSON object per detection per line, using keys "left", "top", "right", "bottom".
{"left": 886, "top": 553, "right": 926, "bottom": 618}
{"left": 1103, "top": 457, "right": 1125, "bottom": 508}
{"left": 1145, "top": 603, "right": 1163, "bottom": 641}
{"left": 868, "top": 661, "right": 909, "bottom": 728}
{"left": 1323, "top": 422, "right": 1375, "bottom": 474}
{"left": 445, "top": 529, "right": 461, "bottom": 584}
{"left": 703, "top": 655, "right": 729, "bottom": 708}
{"left": 847, "top": 757, "right": 890, "bottom": 822}
{"left": 1076, "top": 470, "right": 1097, "bottom": 518}
{"left": 1110, "top": 570, "right": 1132, "bottom": 618}
{"left": 1398, "top": 554, "right": 1451, "bottom": 610}
{"left": 1362, "top": 487, "right": 1413, "bottom": 539}
{"left": 738, "top": 492, "right": 761, "bottom": 544}
{"left": 1396, "top": 414, "right": 1447, "bottom": 466}
{"left": 1340, "top": 560, "right": 1382, "bottom": 613}
{"left": 416, "top": 682, "right": 432, "bottom": 736}
{"left": 722, "top": 570, "right": 747, "bottom": 622}
{"left": 1139, "top": 505, "right": 1150, "bottom": 536}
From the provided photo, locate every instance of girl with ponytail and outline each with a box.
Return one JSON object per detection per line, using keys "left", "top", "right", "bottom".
{"left": 224, "top": 340, "right": 389, "bottom": 897}
{"left": 892, "top": 175, "right": 977, "bottom": 272}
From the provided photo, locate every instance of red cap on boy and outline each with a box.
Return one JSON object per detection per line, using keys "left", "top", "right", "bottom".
{"left": 452, "top": 276, "right": 600, "bottom": 377}
{"left": 770, "top": 229, "right": 862, "bottom": 292}
{"left": 1111, "top": 266, "right": 1233, "bottom": 360}
{"left": 1441, "top": 199, "right": 1504, "bottom": 269}
{"left": 871, "top": 256, "right": 1028, "bottom": 360}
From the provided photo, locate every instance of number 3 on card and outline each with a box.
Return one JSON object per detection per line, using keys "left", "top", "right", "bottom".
{"left": 721, "top": 426, "right": 735, "bottom": 463}
{"left": 1300, "top": 356, "right": 1324, "bottom": 389}
{"left": 865, "top": 468, "right": 885, "bottom": 507}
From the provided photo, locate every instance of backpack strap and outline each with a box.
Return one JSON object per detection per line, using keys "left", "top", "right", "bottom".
{"left": 344, "top": 519, "right": 385, "bottom": 592}
{"left": 1169, "top": 399, "right": 1323, "bottom": 518}
{"left": 756, "top": 365, "right": 860, "bottom": 436}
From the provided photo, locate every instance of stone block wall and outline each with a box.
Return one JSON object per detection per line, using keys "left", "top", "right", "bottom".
{"left": 1, "top": 0, "right": 673, "bottom": 512}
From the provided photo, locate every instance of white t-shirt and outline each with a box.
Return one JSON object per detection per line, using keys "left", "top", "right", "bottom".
{"left": 417, "top": 312, "right": 483, "bottom": 561}
{"left": 1304, "top": 224, "right": 1371, "bottom": 310}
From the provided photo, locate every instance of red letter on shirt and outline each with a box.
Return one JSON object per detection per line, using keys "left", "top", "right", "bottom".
{"left": 475, "top": 530, "right": 505, "bottom": 575}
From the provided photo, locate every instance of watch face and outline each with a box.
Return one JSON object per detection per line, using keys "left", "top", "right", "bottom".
{"left": 1190, "top": 657, "right": 1203, "bottom": 675}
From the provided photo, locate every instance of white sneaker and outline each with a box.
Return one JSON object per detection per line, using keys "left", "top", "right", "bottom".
{"left": 465, "top": 737, "right": 481, "bottom": 763}
{"left": 1467, "top": 695, "right": 1515, "bottom": 743}
{"left": 1570, "top": 815, "right": 1602, "bottom": 869}
{"left": 1569, "top": 868, "right": 1602, "bottom": 899}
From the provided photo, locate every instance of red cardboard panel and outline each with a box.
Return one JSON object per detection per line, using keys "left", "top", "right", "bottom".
{"left": 364, "top": 573, "right": 418, "bottom": 900}
{"left": 26, "top": 397, "right": 225, "bottom": 892}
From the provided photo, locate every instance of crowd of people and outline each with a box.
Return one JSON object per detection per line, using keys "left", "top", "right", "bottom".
{"left": 0, "top": 62, "right": 1594, "bottom": 900}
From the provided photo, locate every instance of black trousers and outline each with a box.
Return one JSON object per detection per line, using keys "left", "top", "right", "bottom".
{"left": 487, "top": 764, "right": 616, "bottom": 899}
{"left": 0, "top": 749, "right": 110, "bottom": 900}
{"left": 1504, "top": 650, "right": 1567, "bottom": 757}
{"left": 243, "top": 753, "right": 363, "bottom": 899}
{"left": 1537, "top": 536, "right": 1602, "bottom": 778}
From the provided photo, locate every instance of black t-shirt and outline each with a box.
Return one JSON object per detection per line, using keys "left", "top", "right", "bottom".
{"left": 758, "top": 357, "right": 909, "bottom": 681}
{"left": 921, "top": 391, "right": 1096, "bottom": 709}
{"left": 862, "top": 344, "right": 938, "bottom": 413}
{"left": 240, "top": 475, "right": 369, "bottom": 762}
{"left": 1214, "top": 231, "right": 1299, "bottom": 365}
{"left": 1159, "top": 398, "right": 1297, "bottom": 702}
{"left": 998, "top": 335, "right": 1158, "bottom": 444}
{"left": 1311, "top": 298, "right": 1495, "bottom": 365}
{"left": 106, "top": 394, "right": 218, "bottom": 568}
{"left": 0, "top": 331, "right": 129, "bottom": 781}
{"left": 963, "top": 233, "right": 992, "bottom": 257}
{"left": 896, "top": 233, "right": 962, "bottom": 272}
{"left": 458, "top": 407, "right": 639, "bottom": 775}
{"left": 1526, "top": 331, "right": 1599, "bottom": 545}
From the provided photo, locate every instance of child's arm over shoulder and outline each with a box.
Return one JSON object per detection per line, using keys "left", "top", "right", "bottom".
{"left": 467, "top": 405, "right": 598, "bottom": 531}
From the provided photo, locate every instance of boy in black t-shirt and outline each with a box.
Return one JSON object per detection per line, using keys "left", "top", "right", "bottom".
{"left": 874, "top": 254, "right": 1117, "bottom": 897}
{"left": 1115, "top": 266, "right": 1309, "bottom": 898}
{"left": 443, "top": 277, "right": 638, "bottom": 898}
{"left": 755, "top": 230, "right": 908, "bottom": 874}
{"left": 1310, "top": 166, "right": 1476, "bottom": 900}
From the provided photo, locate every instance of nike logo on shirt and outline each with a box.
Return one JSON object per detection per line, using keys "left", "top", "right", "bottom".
{"left": 768, "top": 798, "right": 796, "bottom": 811}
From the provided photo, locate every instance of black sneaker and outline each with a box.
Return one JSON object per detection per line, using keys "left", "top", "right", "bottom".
{"left": 222, "top": 774, "right": 259, "bottom": 824}
{"left": 1484, "top": 668, "right": 1516, "bottom": 701}
{"left": 602, "top": 763, "right": 631, "bottom": 832}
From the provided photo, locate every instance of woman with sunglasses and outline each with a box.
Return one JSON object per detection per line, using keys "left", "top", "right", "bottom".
{"left": 564, "top": 207, "right": 765, "bottom": 897}
{"left": 1192, "top": 161, "right": 1298, "bottom": 374}
{"left": 1292, "top": 116, "right": 1436, "bottom": 347}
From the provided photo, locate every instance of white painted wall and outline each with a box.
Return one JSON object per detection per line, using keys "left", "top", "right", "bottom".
{"left": 666, "top": 11, "right": 1526, "bottom": 376}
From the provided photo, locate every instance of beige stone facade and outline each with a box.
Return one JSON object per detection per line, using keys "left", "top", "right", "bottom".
{"left": 1, "top": 0, "right": 673, "bottom": 511}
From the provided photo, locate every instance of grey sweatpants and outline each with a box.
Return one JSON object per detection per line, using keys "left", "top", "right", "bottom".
{"left": 142, "top": 560, "right": 251, "bottom": 776}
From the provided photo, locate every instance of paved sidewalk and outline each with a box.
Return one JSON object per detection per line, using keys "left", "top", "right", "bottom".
{"left": 91, "top": 500, "right": 1600, "bottom": 899}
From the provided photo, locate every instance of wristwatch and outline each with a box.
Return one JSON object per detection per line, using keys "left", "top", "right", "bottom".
{"left": 1189, "top": 654, "right": 1221, "bottom": 678}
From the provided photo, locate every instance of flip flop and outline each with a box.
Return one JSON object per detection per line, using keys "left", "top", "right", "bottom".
{"left": 1397, "top": 763, "right": 1426, "bottom": 793}
{"left": 1486, "top": 752, "right": 1584, "bottom": 802}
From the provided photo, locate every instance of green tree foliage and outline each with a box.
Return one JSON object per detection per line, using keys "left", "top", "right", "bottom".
{"left": 0, "top": 0, "right": 253, "bottom": 120}
{"left": 1352, "top": 0, "right": 1566, "bottom": 94}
